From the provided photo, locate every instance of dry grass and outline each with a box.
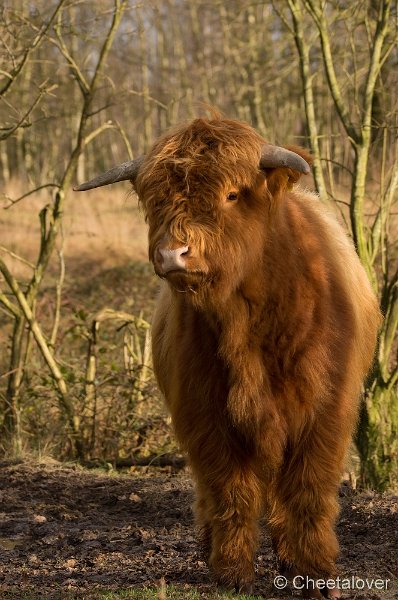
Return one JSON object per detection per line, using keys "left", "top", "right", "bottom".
{"left": 0, "top": 180, "right": 148, "bottom": 279}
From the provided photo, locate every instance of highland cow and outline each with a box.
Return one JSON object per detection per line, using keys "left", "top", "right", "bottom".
{"left": 76, "top": 116, "right": 381, "bottom": 598}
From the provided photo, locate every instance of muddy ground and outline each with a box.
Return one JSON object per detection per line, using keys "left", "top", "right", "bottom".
{"left": 0, "top": 461, "right": 396, "bottom": 600}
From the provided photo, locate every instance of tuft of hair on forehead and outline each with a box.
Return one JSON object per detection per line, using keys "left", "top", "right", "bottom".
{"left": 154, "top": 116, "right": 265, "bottom": 161}
{"left": 135, "top": 116, "right": 267, "bottom": 201}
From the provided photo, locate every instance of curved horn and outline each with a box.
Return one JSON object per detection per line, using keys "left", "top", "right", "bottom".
{"left": 74, "top": 156, "right": 145, "bottom": 191}
{"left": 260, "top": 145, "right": 310, "bottom": 174}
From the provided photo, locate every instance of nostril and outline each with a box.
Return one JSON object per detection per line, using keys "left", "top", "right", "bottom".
{"left": 157, "top": 245, "right": 190, "bottom": 272}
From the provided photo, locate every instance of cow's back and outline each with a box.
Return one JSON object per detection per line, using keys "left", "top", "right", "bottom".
{"left": 291, "top": 191, "right": 380, "bottom": 379}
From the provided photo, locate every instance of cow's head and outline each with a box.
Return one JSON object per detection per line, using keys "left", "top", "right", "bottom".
{"left": 75, "top": 117, "right": 311, "bottom": 301}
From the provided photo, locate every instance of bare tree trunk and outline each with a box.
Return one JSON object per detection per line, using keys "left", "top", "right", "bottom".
{"left": 218, "top": 4, "right": 247, "bottom": 122}
{"left": 168, "top": 0, "right": 193, "bottom": 119}
{"left": 0, "top": 143, "right": 10, "bottom": 183}
{"left": 245, "top": 6, "right": 267, "bottom": 134}
{"left": 153, "top": 5, "right": 170, "bottom": 131}
{"left": 136, "top": 6, "right": 153, "bottom": 150}
{"left": 189, "top": 1, "right": 212, "bottom": 106}
{"left": 283, "top": 0, "right": 328, "bottom": 202}
{"left": 2, "top": 317, "right": 25, "bottom": 452}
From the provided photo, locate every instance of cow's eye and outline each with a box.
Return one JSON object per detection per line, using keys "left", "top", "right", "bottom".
{"left": 226, "top": 191, "right": 238, "bottom": 202}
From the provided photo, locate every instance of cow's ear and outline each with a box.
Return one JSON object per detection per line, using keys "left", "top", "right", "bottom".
{"left": 264, "top": 146, "right": 313, "bottom": 201}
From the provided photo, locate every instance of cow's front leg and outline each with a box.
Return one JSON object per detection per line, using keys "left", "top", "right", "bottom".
{"left": 195, "top": 465, "right": 262, "bottom": 594}
{"left": 268, "top": 419, "right": 347, "bottom": 599}
{"left": 272, "top": 549, "right": 341, "bottom": 598}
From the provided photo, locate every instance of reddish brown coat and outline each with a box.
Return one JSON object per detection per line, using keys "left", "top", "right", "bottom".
{"left": 133, "top": 116, "right": 381, "bottom": 596}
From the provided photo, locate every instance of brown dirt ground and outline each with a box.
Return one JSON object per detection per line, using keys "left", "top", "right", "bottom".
{"left": 0, "top": 461, "right": 396, "bottom": 600}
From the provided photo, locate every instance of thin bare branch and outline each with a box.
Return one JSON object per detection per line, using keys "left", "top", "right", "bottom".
{"left": 0, "top": 84, "right": 57, "bottom": 141}
{"left": 302, "top": 0, "right": 360, "bottom": 145}
{"left": 0, "top": 0, "right": 67, "bottom": 97}
{"left": 0, "top": 246, "right": 35, "bottom": 269}
{"left": 0, "top": 290, "right": 20, "bottom": 319}
{"left": 2, "top": 184, "right": 60, "bottom": 210}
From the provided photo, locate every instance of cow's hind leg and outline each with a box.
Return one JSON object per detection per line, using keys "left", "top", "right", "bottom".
{"left": 268, "top": 424, "right": 347, "bottom": 599}
{"left": 193, "top": 464, "right": 262, "bottom": 594}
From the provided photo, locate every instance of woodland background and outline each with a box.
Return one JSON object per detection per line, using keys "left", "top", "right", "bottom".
{"left": 0, "top": 0, "right": 397, "bottom": 491}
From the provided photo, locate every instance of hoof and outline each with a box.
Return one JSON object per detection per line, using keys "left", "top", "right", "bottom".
{"left": 216, "top": 578, "right": 254, "bottom": 596}
{"left": 235, "top": 582, "right": 254, "bottom": 595}
{"left": 279, "top": 560, "right": 299, "bottom": 579}
{"left": 301, "top": 580, "right": 341, "bottom": 599}
{"left": 320, "top": 584, "right": 341, "bottom": 599}
{"left": 302, "top": 588, "right": 323, "bottom": 599}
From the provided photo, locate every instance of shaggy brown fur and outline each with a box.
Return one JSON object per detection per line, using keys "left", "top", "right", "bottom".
{"left": 133, "top": 116, "right": 381, "bottom": 597}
